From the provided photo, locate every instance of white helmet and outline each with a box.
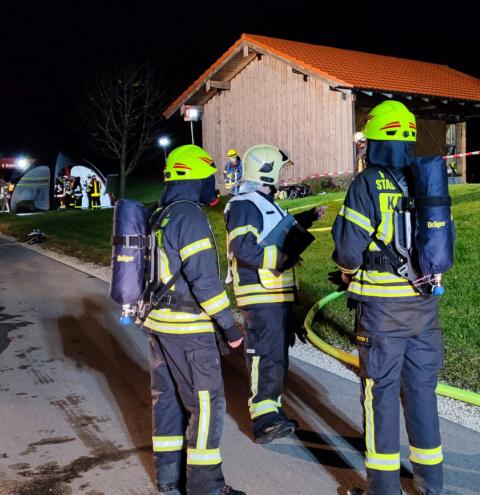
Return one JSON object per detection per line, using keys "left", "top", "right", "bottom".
{"left": 241, "top": 144, "right": 292, "bottom": 187}
{"left": 353, "top": 131, "right": 367, "bottom": 143}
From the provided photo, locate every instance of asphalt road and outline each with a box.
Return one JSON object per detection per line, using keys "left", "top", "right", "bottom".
{"left": 0, "top": 238, "right": 479, "bottom": 495}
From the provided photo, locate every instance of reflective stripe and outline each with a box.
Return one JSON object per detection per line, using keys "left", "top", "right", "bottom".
{"left": 339, "top": 205, "right": 374, "bottom": 234}
{"left": 262, "top": 245, "right": 278, "bottom": 269}
{"left": 237, "top": 292, "right": 295, "bottom": 306}
{"left": 409, "top": 445, "right": 443, "bottom": 465}
{"left": 152, "top": 435, "right": 184, "bottom": 452}
{"left": 354, "top": 270, "right": 409, "bottom": 285}
{"left": 148, "top": 308, "right": 210, "bottom": 322}
{"left": 234, "top": 283, "right": 288, "bottom": 295}
{"left": 179, "top": 237, "right": 212, "bottom": 261}
{"left": 200, "top": 291, "right": 230, "bottom": 315}
{"left": 365, "top": 452, "right": 401, "bottom": 471}
{"left": 364, "top": 378, "right": 376, "bottom": 455}
{"left": 187, "top": 448, "right": 222, "bottom": 465}
{"left": 250, "top": 399, "right": 279, "bottom": 419}
{"left": 197, "top": 391, "right": 210, "bottom": 450}
{"left": 159, "top": 248, "right": 175, "bottom": 291}
{"left": 258, "top": 268, "right": 295, "bottom": 290}
{"left": 143, "top": 319, "right": 214, "bottom": 334}
{"left": 228, "top": 225, "right": 259, "bottom": 242}
{"left": 248, "top": 356, "right": 260, "bottom": 409}
{"left": 349, "top": 281, "right": 418, "bottom": 297}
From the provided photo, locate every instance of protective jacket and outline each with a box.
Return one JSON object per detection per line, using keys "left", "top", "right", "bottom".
{"left": 224, "top": 159, "right": 242, "bottom": 192}
{"left": 144, "top": 181, "right": 239, "bottom": 342}
{"left": 88, "top": 178, "right": 101, "bottom": 197}
{"left": 225, "top": 191, "right": 316, "bottom": 307}
{"left": 332, "top": 165, "right": 420, "bottom": 301}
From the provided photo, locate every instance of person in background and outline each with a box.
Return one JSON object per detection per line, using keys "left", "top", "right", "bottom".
{"left": 224, "top": 149, "right": 242, "bottom": 195}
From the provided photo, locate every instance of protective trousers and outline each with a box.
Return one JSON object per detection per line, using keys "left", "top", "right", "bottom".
{"left": 242, "top": 304, "right": 291, "bottom": 435}
{"left": 356, "top": 297, "right": 444, "bottom": 495}
{"left": 149, "top": 332, "right": 226, "bottom": 495}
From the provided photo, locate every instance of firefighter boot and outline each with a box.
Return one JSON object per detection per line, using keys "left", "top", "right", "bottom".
{"left": 254, "top": 419, "right": 295, "bottom": 444}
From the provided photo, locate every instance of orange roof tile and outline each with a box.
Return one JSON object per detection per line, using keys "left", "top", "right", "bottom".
{"left": 164, "top": 34, "right": 480, "bottom": 118}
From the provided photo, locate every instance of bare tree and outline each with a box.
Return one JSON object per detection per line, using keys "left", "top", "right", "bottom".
{"left": 76, "top": 63, "right": 167, "bottom": 198}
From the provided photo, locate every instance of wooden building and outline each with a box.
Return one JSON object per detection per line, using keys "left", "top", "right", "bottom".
{"left": 164, "top": 34, "right": 480, "bottom": 185}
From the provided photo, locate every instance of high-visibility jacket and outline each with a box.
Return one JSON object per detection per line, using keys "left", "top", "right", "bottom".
{"left": 88, "top": 179, "right": 101, "bottom": 197}
{"left": 332, "top": 165, "right": 420, "bottom": 301}
{"left": 144, "top": 181, "right": 236, "bottom": 337}
{"left": 224, "top": 160, "right": 242, "bottom": 190}
{"left": 225, "top": 191, "right": 316, "bottom": 307}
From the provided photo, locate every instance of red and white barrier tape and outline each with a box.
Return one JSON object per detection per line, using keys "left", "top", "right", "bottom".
{"left": 443, "top": 150, "right": 480, "bottom": 160}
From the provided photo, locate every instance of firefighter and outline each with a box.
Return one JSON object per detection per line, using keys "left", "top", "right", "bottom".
{"left": 331, "top": 101, "right": 445, "bottom": 495}
{"left": 0, "top": 178, "right": 10, "bottom": 213}
{"left": 65, "top": 177, "right": 75, "bottom": 209}
{"left": 72, "top": 176, "right": 83, "bottom": 209}
{"left": 88, "top": 174, "right": 102, "bottom": 209}
{"left": 224, "top": 144, "right": 326, "bottom": 444}
{"left": 143, "top": 144, "right": 246, "bottom": 495}
{"left": 54, "top": 176, "right": 66, "bottom": 210}
{"left": 224, "top": 149, "right": 242, "bottom": 195}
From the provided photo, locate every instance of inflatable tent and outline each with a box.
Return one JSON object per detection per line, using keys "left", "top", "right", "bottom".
{"left": 10, "top": 165, "right": 50, "bottom": 211}
{"left": 54, "top": 152, "right": 113, "bottom": 209}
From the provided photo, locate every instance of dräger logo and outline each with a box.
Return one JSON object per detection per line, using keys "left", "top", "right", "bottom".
{"left": 117, "top": 255, "right": 134, "bottom": 262}
{"left": 427, "top": 221, "right": 447, "bottom": 229}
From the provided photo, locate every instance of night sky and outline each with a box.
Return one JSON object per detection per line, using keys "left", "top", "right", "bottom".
{"left": 1, "top": 1, "right": 479, "bottom": 168}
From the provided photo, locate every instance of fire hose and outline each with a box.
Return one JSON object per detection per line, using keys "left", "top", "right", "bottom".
{"left": 304, "top": 290, "right": 480, "bottom": 407}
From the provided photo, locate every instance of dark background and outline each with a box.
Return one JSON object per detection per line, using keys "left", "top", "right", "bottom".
{"left": 1, "top": 1, "right": 479, "bottom": 174}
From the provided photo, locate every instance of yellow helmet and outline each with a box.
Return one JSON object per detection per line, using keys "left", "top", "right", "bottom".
{"left": 241, "top": 144, "right": 291, "bottom": 187}
{"left": 164, "top": 145, "right": 217, "bottom": 182}
{"left": 227, "top": 149, "right": 238, "bottom": 158}
{"left": 363, "top": 100, "right": 417, "bottom": 142}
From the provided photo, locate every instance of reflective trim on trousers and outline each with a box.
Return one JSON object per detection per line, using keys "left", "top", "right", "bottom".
{"left": 409, "top": 445, "right": 444, "bottom": 465}
{"left": 248, "top": 356, "right": 259, "bottom": 408}
{"left": 186, "top": 448, "right": 222, "bottom": 466}
{"left": 197, "top": 391, "right": 211, "bottom": 450}
{"left": 365, "top": 451, "right": 401, "bottom": 471}
{"left": 152, "top": 435, "right": 185, "bottom": 452}
{"left": 249, "top": 399, "right": 279, "bottom": 419}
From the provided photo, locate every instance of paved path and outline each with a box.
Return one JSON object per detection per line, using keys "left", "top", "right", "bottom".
{"left": 0, "top": 238, "right": 478, "bottom": 494}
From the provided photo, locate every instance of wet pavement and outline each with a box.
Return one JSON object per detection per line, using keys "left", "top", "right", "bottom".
{"left": 0, "top": 237, "right": 479, "bottom": 495}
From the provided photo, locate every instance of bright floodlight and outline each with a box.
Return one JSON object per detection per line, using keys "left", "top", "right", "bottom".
{"left": 187, "top": 108, "right": 199, "bottom": 119}
{"left": 16, "top": 158, "right": 29, "bottom": 169}
{"left": 158, "top": 137, "right": 170, "bottom": 147}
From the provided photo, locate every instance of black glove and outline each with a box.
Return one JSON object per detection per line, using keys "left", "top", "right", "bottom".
{"left": 287, "top": 311, "right": 308, "bottom": 347}
{"left": 328, "top": 270, "right": 349, "bottom": 291}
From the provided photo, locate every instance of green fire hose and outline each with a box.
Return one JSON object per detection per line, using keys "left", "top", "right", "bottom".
{"left": 304, "top": 290, "right": 480, "bottom": 407}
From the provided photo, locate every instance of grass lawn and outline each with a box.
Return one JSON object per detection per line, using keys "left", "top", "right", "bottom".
{"left": 1, "top": 179, "right": 479, "bottom": 391}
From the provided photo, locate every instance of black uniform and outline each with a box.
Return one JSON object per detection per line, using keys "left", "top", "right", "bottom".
{"left": 332, "top": 161, "right": 444, "bottom": 495}
{"left": 225, "top": 190, "right": 316, "bottom": 437}
{"left": 144, "top": 180, "right": 241, "bottom": 495}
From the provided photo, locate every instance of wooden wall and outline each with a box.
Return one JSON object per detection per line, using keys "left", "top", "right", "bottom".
{"left": 202, "top": 54, "right": 354, "bottom": 186}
